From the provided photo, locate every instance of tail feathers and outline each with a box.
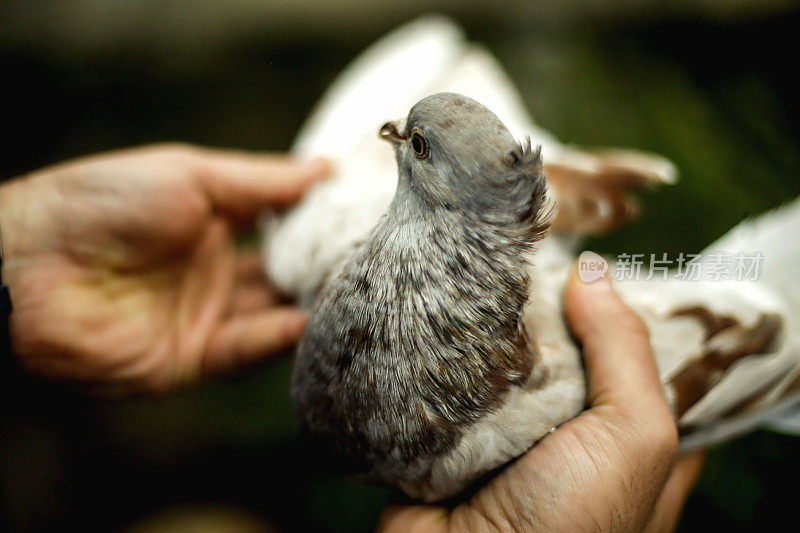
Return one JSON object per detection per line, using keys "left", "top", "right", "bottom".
{"left": 681, "top": 389, "right": 800, "bottom": 451}
{"left": 763, "top": 399, "right": 800, "bottom": 434}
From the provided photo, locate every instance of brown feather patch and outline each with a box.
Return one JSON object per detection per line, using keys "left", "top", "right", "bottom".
{"left": 668, "top": 307, "right": 783, "bottom": 421}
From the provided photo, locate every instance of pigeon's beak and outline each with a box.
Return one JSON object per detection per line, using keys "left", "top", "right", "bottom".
{"left": 379, "top": 120, "right": 406, "bottom": 145}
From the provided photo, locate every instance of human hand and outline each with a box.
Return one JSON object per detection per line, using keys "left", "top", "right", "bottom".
{"left": 0, "top": 144, "right": 330, "bottom": 396}
{"left": 380, "top": 267, "right": 703, "bottom": 532}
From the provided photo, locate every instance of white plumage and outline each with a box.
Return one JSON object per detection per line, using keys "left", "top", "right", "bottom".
{"left": 264, "top": 16, "right": 800, "bottom": 499}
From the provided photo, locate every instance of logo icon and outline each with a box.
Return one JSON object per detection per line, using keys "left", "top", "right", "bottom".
{"left": 578, "top": 251, "right": 608, "bottom": 282}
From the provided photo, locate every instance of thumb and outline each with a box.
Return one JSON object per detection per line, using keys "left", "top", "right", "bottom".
{"left": 564, "top": 260, "right": 671, "bottom": 422}
{"left": 190, "top": 147, "right": 332, "bottom": 219}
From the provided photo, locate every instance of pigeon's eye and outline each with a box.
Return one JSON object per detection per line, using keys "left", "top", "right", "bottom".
{"left": 410, "top": 129, "right": 428, "bottom": 159}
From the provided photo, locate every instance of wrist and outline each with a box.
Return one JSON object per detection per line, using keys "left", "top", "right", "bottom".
{"left": 0, "top": 176, "right": 48, "bottom": 351}
{"left": 0, "top": 183, "right": 23, "bottom": 268}
{"left": 0, "top": 180, "right": 23, "bottom": 285}
{"left": 0, "top": 172, "right": 60, "bottom": 278}
{"left": 0, "top": 180, "right": 21, "bottom": 361}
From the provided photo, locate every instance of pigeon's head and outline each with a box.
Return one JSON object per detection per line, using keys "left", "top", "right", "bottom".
{"left": 380, "top": 92, "right": 550, "bottom": 238}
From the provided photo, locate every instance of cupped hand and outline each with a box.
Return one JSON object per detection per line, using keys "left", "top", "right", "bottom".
{"left": 0, "top": 144, "right": 330, "bottom": 396}
{"left": 381, "top": 268, "right": 703, "bottom": 532}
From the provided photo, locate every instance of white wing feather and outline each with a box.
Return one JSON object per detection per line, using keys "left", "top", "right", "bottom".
{"left": 675, "top": 199, "right": 800, "bottom": 448}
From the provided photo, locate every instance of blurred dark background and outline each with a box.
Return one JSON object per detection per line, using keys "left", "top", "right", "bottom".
{"left": 2, "top": 1, "right": 800, "bottom": 531}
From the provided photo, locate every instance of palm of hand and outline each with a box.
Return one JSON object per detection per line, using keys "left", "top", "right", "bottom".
{"left": 0, "top": 145, "right": 326, "bottom": 395}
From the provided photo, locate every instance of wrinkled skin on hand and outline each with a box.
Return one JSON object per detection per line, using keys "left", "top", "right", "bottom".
{"left": 381, "top": 270, "right": 703, "bottom": 533}
{"left": 0, "top": 144, "right": 330, "bottom": 396}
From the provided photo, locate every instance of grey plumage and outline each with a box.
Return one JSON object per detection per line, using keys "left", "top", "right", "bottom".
{"left": 291, "top": 93, "right": 551, "bottom": 488}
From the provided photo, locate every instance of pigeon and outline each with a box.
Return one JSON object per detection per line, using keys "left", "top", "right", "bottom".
{"left": 263, "top": 16, "right": 800, "bottom": 501}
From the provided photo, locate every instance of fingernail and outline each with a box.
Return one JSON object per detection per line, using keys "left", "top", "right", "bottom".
{"left": 302, "top": 157, "right": 333, "bottom": 177}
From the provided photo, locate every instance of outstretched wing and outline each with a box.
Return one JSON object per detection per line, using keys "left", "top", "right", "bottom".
{"left": 618, "top": 198, "right": 800, "bottom": 449}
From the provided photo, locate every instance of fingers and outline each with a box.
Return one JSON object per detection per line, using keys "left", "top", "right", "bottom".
{"left": 188, "top": 146, "right": 332, "bottom": 219}
{"left": 202, "top": 307, "right": 307, "bottom": 378}
{"left": 230, "top": 284, "right": 278, "bottom": 316}
{"left": 204, "top": 248, "right": 298, "bottom": 377}
{"left": 645, "top": 452, "right": 705, "bottom": 533}
{"left": 564, "top": 261, "right": 669, "bottom": 420}
{"left": 235, "top": 250, "right": 267, "bottom": 281}
{"left": 378, "top": 506, "right": 449, "bottom": 533}
{"left": 229, "top": 251, "right": 278, "bottom": 315}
